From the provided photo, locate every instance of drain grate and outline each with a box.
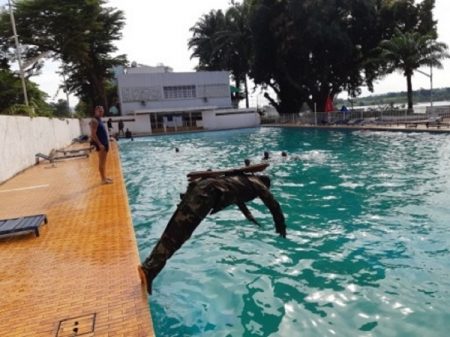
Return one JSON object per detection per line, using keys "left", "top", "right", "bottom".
{"left": 56, "top": 313, "right": 96, "bottom": 337}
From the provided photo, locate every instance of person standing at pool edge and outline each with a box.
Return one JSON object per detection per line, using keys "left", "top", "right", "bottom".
{"left": 90, "top": 106, "right": 112, "bottom": 184}
{"left": 107, "top": 118, "right": 113, "bottom": 134}
{"left": 118, "top": 119, "right": 125, "bottom": 136}
{"left": 138, "top": 173, "right": 286, "bottom": 295}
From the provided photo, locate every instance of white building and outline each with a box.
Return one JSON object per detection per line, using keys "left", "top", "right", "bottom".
{"left": 117, "top": 67, "right": 232, "bottom": 115}
{"left": 111, "top": 65, "right": 260, "bottom": 134}
{"left": 126, "top": 63, "right": 173, "bottom": 74}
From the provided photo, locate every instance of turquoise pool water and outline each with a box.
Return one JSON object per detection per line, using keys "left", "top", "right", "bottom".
{"left": 120, "top": 127, "right": 450, "bottom": 337}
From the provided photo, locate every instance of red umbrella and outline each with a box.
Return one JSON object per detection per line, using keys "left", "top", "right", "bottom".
{"left": 324, "top": 96, "right": 335, "bottom": 112}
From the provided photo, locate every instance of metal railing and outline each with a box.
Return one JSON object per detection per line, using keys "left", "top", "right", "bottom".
{"left": 262, "top": 106, "right": 450, "bottom": 126}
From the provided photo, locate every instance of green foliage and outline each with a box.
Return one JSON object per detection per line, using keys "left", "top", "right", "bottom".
{"left": 0, "top": 69, "right": 23, "bottom": 112}
{"left": 0, "top": 0, "right": 127, "bottom": 111}
{"left": 2, "top": 104, "right": 34, "bottom": 116}
{"left": 188, "top": 3, "right": 252, "bottom": 106}
{"left": 0, "top": 69, "right": 52, "bottom": 116}
{"left": 246, "top": 0, "right": 389, "bottom": 112}
{"left": 190, "top": 0, "right": 445, "bottom": 114}
{"left": 188, "top": 10, "right": 227, "bottom": 71}
{"left": 378, "top": 28, "right": 449, "bottom": 109}
{"left": 379, "top": 0, "right": 437, "bottom": 39}
{"left": 50, "top": 99, "right": 71, "bottom": 118}
{"left": 379, "top": 30, "right": 448, "bottom": 77}
{"left": 74, "top": 100, "right": 90, "bottom": 119}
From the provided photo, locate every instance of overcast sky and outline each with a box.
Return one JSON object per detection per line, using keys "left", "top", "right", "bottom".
{"left": 6, "top": 0, "right": 450, "bottom": 105}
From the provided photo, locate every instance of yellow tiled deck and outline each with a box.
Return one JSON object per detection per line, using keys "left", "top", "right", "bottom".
{"left": 0, "top": 144, "right": 154, "bottom": 336}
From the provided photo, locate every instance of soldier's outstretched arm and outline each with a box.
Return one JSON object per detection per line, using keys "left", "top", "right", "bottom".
{"left": 257, "top": 188, "right": 287, "bottom": 238}
{"left": 140, "top": 180, "right": 219, "bottom": 294}
{"left": 237, "top": 202, "right": 261, "bottom": 226}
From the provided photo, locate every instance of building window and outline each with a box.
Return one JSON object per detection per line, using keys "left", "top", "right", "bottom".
{"left": 163, "top": 85, "right": 196, "bottom": 99}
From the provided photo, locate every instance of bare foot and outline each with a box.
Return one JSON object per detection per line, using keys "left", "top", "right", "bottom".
{"left": 138, "top": 265, "right": 152, "bottom": 296}
{"left": 101, "top": 178, "right": 113, "bottom": 184}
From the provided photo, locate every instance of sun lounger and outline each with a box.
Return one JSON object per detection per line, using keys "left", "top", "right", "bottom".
{"left": 35, "top": 149, "right": 89, "bottom": 164}
{"left": 403, "top": 121, "right": 420, "bottom": 128}
{"left": 55, "top": 145, "right": 94, "bottom": 155}
{"left": 347, "top": 119, "right": 363, "bottom": 125}
{"left": 72, "top": 135, "right": 89, "bottom": 144}
{"left": 35, "top": 152, "right": 56, "bottom": 164}
{"left": 424, "top": 116, "right": 450, "bottom": 129}
{"left": 0, "top": 214, "right": 48, "bottom": 237}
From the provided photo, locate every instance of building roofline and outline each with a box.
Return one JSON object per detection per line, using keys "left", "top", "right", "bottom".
{"left": 119, "top": 70, "right": 230, "bottom": 76}
{"left": 130, "top": 106, "right": 219, "bottom": 115}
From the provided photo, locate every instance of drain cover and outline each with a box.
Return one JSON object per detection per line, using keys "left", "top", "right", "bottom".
{"left": 56, "top": 313, "right": 96, "bottom": 337}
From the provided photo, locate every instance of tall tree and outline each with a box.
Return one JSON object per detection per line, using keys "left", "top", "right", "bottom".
{"left": 188, "top": 10, "right": 227, "bottom": 71}
{"left": 216, "top": 2, "right": 252, "bottom": 107}
{"left": 188, "top": 4, "right": 252, "bottom": 107}
{"left": 248, "top": 0, "right": 386, "bottom": 113}
{"left": 0, "top": 0, "right": 127, "bottom": 110}
{"left": 247, "top": 0, "right": 303, "bottom": 113}
{"left": 379, "top": 0, "right": 437, "bottom": 39}
{"left": 378, "top": 29, "right": 448, "bottom": 111}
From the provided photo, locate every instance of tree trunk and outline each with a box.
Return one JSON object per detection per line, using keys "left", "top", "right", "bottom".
{"left": 95, "top": 75, "right": 108, "bottom": 110}
{"left": 89, "top": 51, "right": 108, "bottom": 111}
{"left": 311, "top": 91, "right": 329, "bottom": 113}
{"left": 406, "top": 73, "right": 413, "bottom": 112}
{"left": 244, "top": 75, "right": 249, "bottom": 108}
{"left": 264, "top": 92, "right": 280, "bottom": 111}
{"left": 233, "top": 78, "right": 241, "bottom": 109}
{"left": 235, "top": 79, "right": 240, "bottom": 93}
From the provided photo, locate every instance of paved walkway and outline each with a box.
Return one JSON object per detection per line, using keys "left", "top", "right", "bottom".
{"left": 0, "top": 143, "right": 154, "bottom": 337}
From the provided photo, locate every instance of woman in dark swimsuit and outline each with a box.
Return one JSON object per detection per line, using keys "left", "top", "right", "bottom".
{"left": 90, "top": 106, "right": 112, "bottom": 184}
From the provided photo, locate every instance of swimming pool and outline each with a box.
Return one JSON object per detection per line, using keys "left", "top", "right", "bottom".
{"left": 120, "top": 127, "right": 450, "bottom": 337}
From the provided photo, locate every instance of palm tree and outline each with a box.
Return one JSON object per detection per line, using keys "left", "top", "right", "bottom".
{"left": 379, "top": 29, "right": 449, "bottom": 111}
{"left": 188, "top": 10, "right": 227, "bottom": 71}
{"left": 188, "top": 4, "right": 252, "bottom": 108}
{"left": 215, "top": 3, "right": 252, "bottom": 108}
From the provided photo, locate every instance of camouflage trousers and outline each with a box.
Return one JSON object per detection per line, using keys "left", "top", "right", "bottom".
{"left": 142, "top": 181, "right": 219, "bottom": 287}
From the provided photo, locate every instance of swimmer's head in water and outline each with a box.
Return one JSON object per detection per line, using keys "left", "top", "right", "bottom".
{"left": 281, "top": 151, "right": 287, "bottom": 157}
{"left": 263, "top": 151, "right": 270, "bottom": 159}
{"left": 175, "top": 148, "right": 180, "bottom": 153}
{"left": 244, "top": 159, "right": 251, "bottom": 166}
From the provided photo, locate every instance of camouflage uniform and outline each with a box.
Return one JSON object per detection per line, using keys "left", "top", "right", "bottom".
{"left": 141, "top": 174, "right": 286, "bottom": 294}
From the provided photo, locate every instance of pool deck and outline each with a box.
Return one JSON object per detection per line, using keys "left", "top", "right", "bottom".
{"left": 0, "top": 143, "right": 154, "bottom": 336}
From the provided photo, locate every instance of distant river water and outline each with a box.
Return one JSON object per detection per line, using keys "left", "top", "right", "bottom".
{"left": 354, "top": 100, "right": 450, "bottom": 114}
{"left": 120, "top": 127, "right": 450, "bottom": 337}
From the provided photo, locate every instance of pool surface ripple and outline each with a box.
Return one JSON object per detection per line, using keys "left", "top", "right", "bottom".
{"left": 120, "top": 128, "right": 450, "bottom": 337}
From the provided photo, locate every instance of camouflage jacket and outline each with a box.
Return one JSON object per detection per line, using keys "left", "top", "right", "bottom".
{"left": 184, "top": 174, "right": 286, "bottom": 237}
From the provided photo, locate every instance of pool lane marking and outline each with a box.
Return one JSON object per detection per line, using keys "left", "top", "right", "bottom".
{"left": 0, "top": 184, "right": 49, "bottom": 193}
